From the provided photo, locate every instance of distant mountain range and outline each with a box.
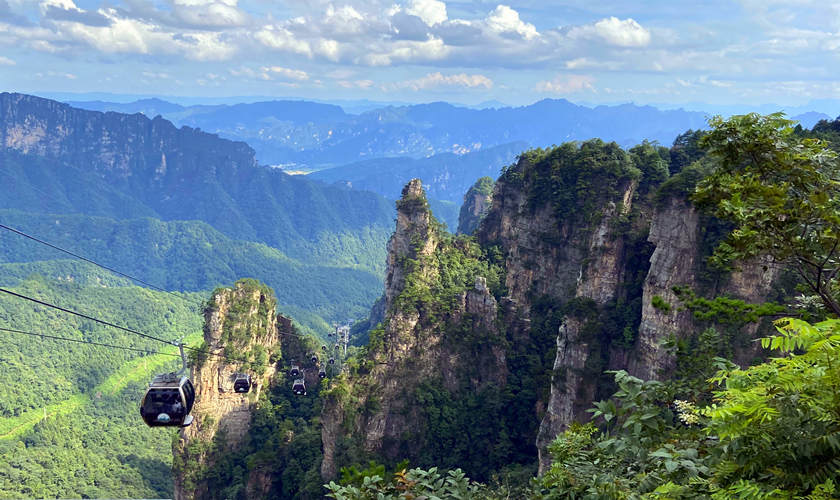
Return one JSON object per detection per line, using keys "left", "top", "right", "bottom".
{"left": 0, "top": 92, "right": 396, "bottom": 329}
{"left": 310, "top": 141, "right": 527, "bottom": 203}
{"left": 66, "top": 97, "right": 710, "bottom": 168}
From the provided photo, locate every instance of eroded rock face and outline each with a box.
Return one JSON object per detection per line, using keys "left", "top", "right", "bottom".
{"left": 457, "top": 178, "right": 495, "bottom": 235}
{"left": 533, "top": 194, "right": 778, "bottom": 473}
{"left": 320, "top": 179, "right": 506, "bottom": 478}
{"left": 173, "top": 281, "right": 281, "bottom": 500}
{"left": 629, "top": 198, "right": 778, "bottom": 380}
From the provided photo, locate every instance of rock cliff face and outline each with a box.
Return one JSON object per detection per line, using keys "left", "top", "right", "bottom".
{"left": 0, "top": 92, "right": 257, "bottom": 191}
{"left": 628, "top": 197, "right": 778, "bottom": 379}
{"left": 0, "top": 92, "right": 395, "bottom": 268}
{"left": 317, "top": 142, "right": 785, "bottom": 482}
{"left": 172, "top": 280, "right": 283, "bottom": 500}
{"left": 476, "top": 150, "right": 649, "bottom": 473}
{"left": 321, "top": 179, "right": 506, "bottom": 478}
{"left": 457, "top": 176, "right": 495, "bottom": 235}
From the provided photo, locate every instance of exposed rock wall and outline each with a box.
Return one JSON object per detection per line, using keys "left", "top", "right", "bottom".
{"left": 629, "top": 197, "right": 778, "bottom": 380}
{"left": 321, "top": 179, "right": 506, "bottom": 478}
{"left": 457, "top": 177, "right": 495, "bottom": 235}
{"left": 173, "top": 281, "right": 282, "bottom": 500}
{"left": 318, "top": 146, "right": 785, "bottom": 482}
{"left": 476, "top": 152, "right": 780, "bottom": 474}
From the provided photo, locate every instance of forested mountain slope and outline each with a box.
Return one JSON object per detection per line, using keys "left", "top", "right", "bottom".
{"left": 0, "top": 93, "right": 393, "bottom": 271}
{"left": 0, "top": 275, "right": 203, "bottom": 498}
{"left": 0, "top": 210, "right": 381, "bottom": 329}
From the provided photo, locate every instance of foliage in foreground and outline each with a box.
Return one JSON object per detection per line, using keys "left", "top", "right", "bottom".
{"left": 325, "top": 466, "right": 486, "bottom": 500}
{"left": 538, "top": 317, "right": 840, "bottom": 499}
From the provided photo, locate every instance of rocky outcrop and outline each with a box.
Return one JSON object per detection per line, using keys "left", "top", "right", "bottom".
{"left": 629, "top": 197, "right": 778, "bottom": 380}
{"left": 475, "top": 150, "right": 645, "bottom": 473}
{"left": 474, "top": 146, "right": 782, "bottom": 474}
{"left": 318, "top": 143, "right": 787, "bottom": 482}
{"left": 320, "top": 179, "right": 506, "bottom": 478}
{"left": 457, "top": 176, "right": 494, "bottom": 235}
{"left": 173, "top": 280, "right": 282, "bottom": 500}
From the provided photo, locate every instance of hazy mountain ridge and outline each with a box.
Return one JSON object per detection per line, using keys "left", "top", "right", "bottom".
{"left": 65, "top": 96, "right": 710, "bottom": 167}
{"left": 309, "top": 141, "right": 526, "bottom": 203}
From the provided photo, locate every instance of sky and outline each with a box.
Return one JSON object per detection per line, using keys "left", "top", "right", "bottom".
{"left": 1, "top": 0, "right": 839, "bottom": 108}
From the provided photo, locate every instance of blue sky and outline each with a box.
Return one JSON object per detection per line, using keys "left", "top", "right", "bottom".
{"left": 1, "top": 0, "right": 838, "bottom": 108}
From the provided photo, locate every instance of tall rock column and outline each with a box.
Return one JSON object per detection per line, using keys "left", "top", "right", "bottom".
{"left": 321, "top": 179, "right": 506, "bottom": 479}
{"left": 173, "top": 280, "right": 280, "bottom": 500}
{"left": 534, "top": 186, "right": 638, "bottom": 474}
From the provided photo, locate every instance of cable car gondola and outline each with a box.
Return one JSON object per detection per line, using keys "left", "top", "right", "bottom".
{"left": 292, "top": 378, "right": 306, "bottom": 395}
{"left": 318, "top": 368, "right": 327, "bottom": 379}
{"left": 140, "top": 344, "right": 195, "bottom": 427}
{"left": 321, "top": 345, "right": 327, "bottom": 351}
{"left": 140, "top": 372, "right": 195, "bottom": 427}
{"left": 233, "top": 373, "right": 252, "bottom": 393}
{"left": 328, "top": 357, "right": 335, "bottom": 365}
{"left": 289, "top": 363, "right": 301, "bottom": 378}
{"left": 310, "top": 353, "right": 318, "bottom": 364}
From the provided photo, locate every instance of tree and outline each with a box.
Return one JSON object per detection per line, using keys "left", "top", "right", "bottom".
{"left": 694, "top": 113, "right": 840, "bottom": 316}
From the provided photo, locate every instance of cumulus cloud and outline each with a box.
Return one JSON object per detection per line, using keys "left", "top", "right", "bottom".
{"left": 358, "top": 37, "right": 450, "bottom": 66}
{"left": 567, "top": 17, "right": 650, "bottom": 47}
{"left": 536, "top": 74, "right": 596, "bottom": 93}
{"left": 405, "top": 0, "right": 447, "bottom": 26}
{"left": 0, "top": 55, "right": 15, "bottom": 65}
{"left": 486, "top": 5, "right": 538, "bottom": 40}
{"left": 392, "top": 71, "right": 493, "bottom": 90}
{"left": 390, "top": 11, "right": 432, "bottom": 41}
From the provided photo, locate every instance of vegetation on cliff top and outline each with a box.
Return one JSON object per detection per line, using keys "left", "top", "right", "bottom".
{"left": 327, "top": 114, "right": 840, "bottom": 498}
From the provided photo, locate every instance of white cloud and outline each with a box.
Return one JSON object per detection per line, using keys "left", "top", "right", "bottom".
{"left": 392, "top": 71, "right": 493, "bottom": 90}
{"left": 255, "top": 26, "right": 313, "bottom": 57}
{"left": 262, "top": 65, "right": 309, "bottom": 81}
{"left": 0, "top": 55, "right": 14, "bottom": 65}
{"left": 406, "top": 0, "right": 447, "bottom": 26}
{"left": 567, "top": 17, "right": 650, "bottom": 47}
{"left": 337, "top": 79, "right": 375, "bottom": 88}
{"left": 358, "top": 37, "right": 450, "bottom": 66}
{"left": 141, "top": 71, "right": 170, "bottom": 79}
{"left": 535, "top": 74, "right": 596, "bottom": 93}
{"left": 486, "top": 5, "right": 538, "bottom": 40}
{"left": 170, "top": 0, "right": 249, "bottom": 29}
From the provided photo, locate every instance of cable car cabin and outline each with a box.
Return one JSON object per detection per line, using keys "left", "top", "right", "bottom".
{"left": 318, "top": 369, "right": 327, "bottom": 379}
{"left": 292, "top": 378, "right": 306, "bottom": 396}
{"left": 310, "top": 353, "right": 318, "bottom": 364}
{"left": 328, "top": 357, "right": 335, "bottom": 365}
{"left": 233, "top": 373, "right": 252, "bottom": 393}
{"left": 289, "top": 364, "right": 301, "bottom": 378}
{"left": 321, "top": 345, "right": 327, "bottom": 351}
{"left": 140, "top": 373, "right": 195, "bottom": 427}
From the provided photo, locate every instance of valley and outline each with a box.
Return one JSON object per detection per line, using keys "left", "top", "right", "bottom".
{"left": 1, "top": 90, "right": 839, "bottom": 499}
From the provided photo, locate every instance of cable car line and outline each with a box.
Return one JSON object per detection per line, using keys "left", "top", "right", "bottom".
{"left": 0, "top": 223, "right": 343, "bottom": 342}
{"left": 0, "top": 326, "right": 182, "bottom": 357}
{"left": 0, "top": 287, "right": 228, "bottom": 360}
{"left": 0, "top": 287, "right": 179, "bottom": 345}
{"left": 0, "top": 222, "right": 204, "bottom": 308}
